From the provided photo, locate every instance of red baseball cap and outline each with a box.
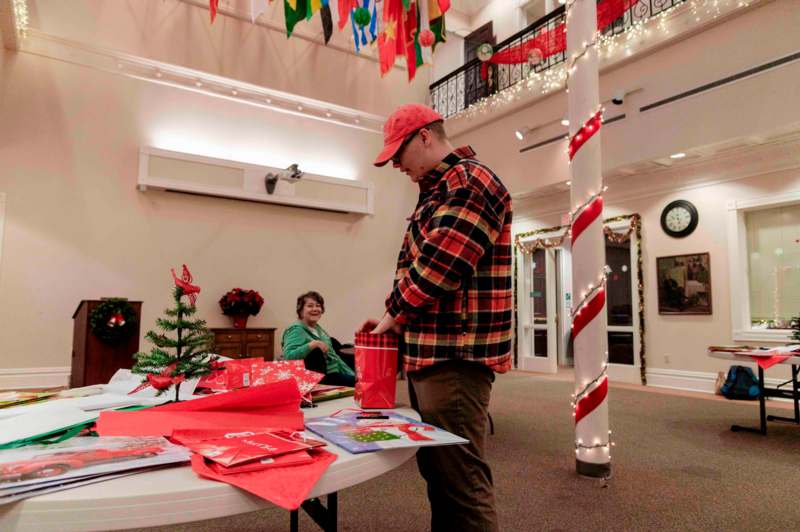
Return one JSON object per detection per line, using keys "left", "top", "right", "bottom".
{"left": 374, "top": 103, "right": 444, "bottom": 167}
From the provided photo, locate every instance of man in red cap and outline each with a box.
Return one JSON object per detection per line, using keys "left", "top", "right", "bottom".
{"left": 365, "top": 103, "right": 513, "bottom": 531}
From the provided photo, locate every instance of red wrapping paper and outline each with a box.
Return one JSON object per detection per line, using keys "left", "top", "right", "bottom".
{"left": 190, "top": 449, "right": 337, "bottom": 510}
{"left": 197, "top": 358, "right": 261, "bottom": 391}
{"left": 96, "top": 380, "right": 304, "bottom": 436}
{"left": 353, "top": 332, "right": 399, "bottom": 409}
{"left": 250, "top": 360, "right": 325, "bottom": 396}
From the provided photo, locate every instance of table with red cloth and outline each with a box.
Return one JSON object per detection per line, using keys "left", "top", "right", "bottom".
{"left": 709, "top": 348, "right": 800, "bottom": 435}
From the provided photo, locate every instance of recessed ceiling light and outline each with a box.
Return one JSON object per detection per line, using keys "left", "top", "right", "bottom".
{"left": 325, "top": 111, "right": 332, "bottom": 117}
{"left": 154, "top": 70, "right": 163, "bottom": 78}
{"left": 231, "top": 89, "right": 238, "bottom": 96}
{"left": 297, "top": 105, "right": 304, "bottom": 111}
{"left": 195, "top": 81, "right": 203, "bottom": 87}
{"left": 566, "top": 180, "right": 572, "bottom": 185}
{"left": 670, "top": 152, "right": 686, "bottom": 159}
{"left": 265, "top": 98, "right": 272, "bottom": 104}
{"left": 515, "top": 127, "right": 530, "bottom": 141}
{"left": 561, "top": 118, "right": 570, "bottom": 126}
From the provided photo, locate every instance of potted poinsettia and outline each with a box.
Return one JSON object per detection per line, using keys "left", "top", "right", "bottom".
{"left": 219, "top": 288, "right": 264, "bottom": 329}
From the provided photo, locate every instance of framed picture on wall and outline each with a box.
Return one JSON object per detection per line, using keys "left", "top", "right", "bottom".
{"left": 656, "top": 253, "right": 712, "bottom": 315}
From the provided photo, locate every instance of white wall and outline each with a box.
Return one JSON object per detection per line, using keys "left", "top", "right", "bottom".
{"left": 430, "top": 33, "right": 464, "bottom": 84}
{"left": 0, "top": 47, "right": 418, "bottom": 370}
{"left": 469, "top": 0, "right": 528, "bottom": 43}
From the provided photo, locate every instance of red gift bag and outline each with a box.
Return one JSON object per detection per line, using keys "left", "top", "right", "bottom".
{"left": 354, "top": 332, "right": 399, "bottom": 409}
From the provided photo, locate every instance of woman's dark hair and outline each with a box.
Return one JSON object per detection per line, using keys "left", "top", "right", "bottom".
{"left": 296, "top": 291, "right": 325, "bottom": 319}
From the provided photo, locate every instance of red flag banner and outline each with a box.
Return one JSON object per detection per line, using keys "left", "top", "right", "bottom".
{"left": 480, "top": 0, "right": 638, "bottom": 80}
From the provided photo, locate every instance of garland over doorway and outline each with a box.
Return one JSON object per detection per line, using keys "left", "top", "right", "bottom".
{"left": 513, "top": 214, "right": 646, "bottom": 385}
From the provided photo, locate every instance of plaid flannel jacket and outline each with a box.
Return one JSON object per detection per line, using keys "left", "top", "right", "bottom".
{"left": 386, "top": 146, "right": 513, "bottom": 373}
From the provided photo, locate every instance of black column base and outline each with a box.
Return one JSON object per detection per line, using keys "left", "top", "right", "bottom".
{"left": 576, "top": 459, "right": 611, "bottom": 478}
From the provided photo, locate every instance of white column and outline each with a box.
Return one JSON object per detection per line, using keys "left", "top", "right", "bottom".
{"left": 567, "top": 0, "right": 611, "bottom": 477}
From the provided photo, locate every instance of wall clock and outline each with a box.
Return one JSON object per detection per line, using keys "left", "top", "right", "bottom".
{"left": 660, "top": 200, "right": 698, "bottom": 238}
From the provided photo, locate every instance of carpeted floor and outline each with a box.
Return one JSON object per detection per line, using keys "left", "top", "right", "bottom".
{"left": 135, "top": 371, "right": 800, "bottom": 532}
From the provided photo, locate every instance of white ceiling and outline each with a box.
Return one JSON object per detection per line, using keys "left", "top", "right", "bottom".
{"left": 450, "top": 0, "right": 494, "bottom": 17}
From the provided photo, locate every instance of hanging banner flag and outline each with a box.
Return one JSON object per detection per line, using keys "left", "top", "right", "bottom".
{"left": 321, "top": 1, "right": 334, "bottom": 43}
{"left": 285, "top": 0, "right": 311, "bottom": 36}
{"left": 403, "top": 1, "right": 419, "bottom": 81}
{"left": 417, "top": 0, "right": 433, "bottom": 65}
{"left": 250, "top": 0, "right": 270, "bottom": 22}
{"left": 378, "top": 0, "right": 403, "bottom": 76}
{"left": 338, "top": 0, "right": 356, "bottom": 30}
{"left": 210, "top": 0, "right": 220, "bottom": 23}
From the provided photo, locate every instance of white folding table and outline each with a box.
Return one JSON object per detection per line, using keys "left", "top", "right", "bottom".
{"left": 709, "top": 350, "right": 800, "bottom": 435}
{"left": 0, "top": 398, "right": 418, "bottom": 531}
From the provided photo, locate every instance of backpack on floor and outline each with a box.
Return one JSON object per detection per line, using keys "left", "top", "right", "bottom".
{"left": 720, "top": 365, "right": 759, "bottom": 400}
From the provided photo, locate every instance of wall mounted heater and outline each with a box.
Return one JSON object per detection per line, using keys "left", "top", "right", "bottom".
{"left": 137, "top": 147, "right": 374, "bottom": 215}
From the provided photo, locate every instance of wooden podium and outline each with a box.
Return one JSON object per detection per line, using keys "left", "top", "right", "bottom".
{"left": 71, "top": 300, "right": 142, "bottom": 388}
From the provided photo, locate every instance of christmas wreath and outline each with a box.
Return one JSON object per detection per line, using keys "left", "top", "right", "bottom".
{"left": 89, "top": 298, "right": 138, "bottom": 345}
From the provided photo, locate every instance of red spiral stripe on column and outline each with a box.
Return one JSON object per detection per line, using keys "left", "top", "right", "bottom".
{"left": 575, "top": 376, "right": 608, "bottom": 424}
{"left": 568, "top": 110, "right": 603, "bottom": 160}
{"left": 571, "top": 196, "right": 603, "bottom": 245}
{"left": 571, "top": 287, "right": 605, "bottom": 340}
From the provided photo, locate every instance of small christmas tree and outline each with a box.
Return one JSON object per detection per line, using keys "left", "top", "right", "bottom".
{"left": 132, "top": 265, "right": 217, "bottom": 402}
{"left": 791, "top": 315, "right": 800, "bottom": 344}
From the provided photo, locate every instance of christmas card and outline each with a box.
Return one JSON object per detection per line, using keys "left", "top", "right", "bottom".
{"left": 0, "top": 436, "right": 189, "bottom": 495}
{"left": 305, "top": 410, "right": 468, "bottom": 454}
{"left": 207, "top": 450, "right": 313, "bottom": 475}
{"left": 177, "top": 430, "right": 326, "bottom": 467}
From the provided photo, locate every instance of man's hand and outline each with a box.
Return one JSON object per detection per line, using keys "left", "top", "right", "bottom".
{"left": 370, "top": 313, "right": 404, "bottom": 335}
{"left": 359, "top": 319, "right": 380, "bottom": 333}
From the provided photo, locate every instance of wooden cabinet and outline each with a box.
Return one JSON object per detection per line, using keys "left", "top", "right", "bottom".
{"left": 71, "top": 300, "right": 142, "bottom": 388}
{"left": 210, "top": 328, "right": 275, "bottom": 361}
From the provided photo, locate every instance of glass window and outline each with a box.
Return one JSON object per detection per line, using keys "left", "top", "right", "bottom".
{"left": 608, "top": 332, "right": 634, "bottom": 365}
{"left": 531, "top": 249, "right": 547, "bottom": 324}
{"left": 746, "top": 204, "right": 800, "bottom": 330}
{"left": 605, "top": 236, "right": 632, "bottom": 326}
{"left": 534, "top": 329, "right": 548, "bottom": 358}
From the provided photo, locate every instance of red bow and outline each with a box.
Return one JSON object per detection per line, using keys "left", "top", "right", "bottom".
{"left": 129, "top": 363, "right": 185, "bottom": 394}
{"left": 171, "top": 264, "right": 201, "bottom": 306}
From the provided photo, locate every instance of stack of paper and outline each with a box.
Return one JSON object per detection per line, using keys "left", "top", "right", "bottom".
{"left": 0, "top": 404, "right": 97, "bottom": 448}
{"left": 0, "top": 436, "right": 189, "bottom": 505}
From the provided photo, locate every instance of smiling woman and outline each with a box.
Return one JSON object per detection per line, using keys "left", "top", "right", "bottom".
{"left": 281, "top": 291, "right": 356, "bottom": 387}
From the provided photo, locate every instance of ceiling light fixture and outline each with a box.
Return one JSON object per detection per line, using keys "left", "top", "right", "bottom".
{"left": 670, "top": 152, "right": 686, "bottom": 159}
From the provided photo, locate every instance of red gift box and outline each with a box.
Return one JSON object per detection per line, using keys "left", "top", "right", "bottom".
{"left": 251, "top": 360, "right": 324, "bottom": 397}
{"left": 353, "top": 332, "right": 399, "bottom": 409}
{"left": 197, "top": 358, "right": 264, "bottom": 391}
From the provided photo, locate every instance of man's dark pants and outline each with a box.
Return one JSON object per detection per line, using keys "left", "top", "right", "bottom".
{"left": 407, "top": 359, "right": 498, "bottom": 532}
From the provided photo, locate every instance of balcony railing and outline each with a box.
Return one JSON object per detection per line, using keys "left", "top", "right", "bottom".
{"left": 429, "top": 0, "right": 685, "bottom": 119}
